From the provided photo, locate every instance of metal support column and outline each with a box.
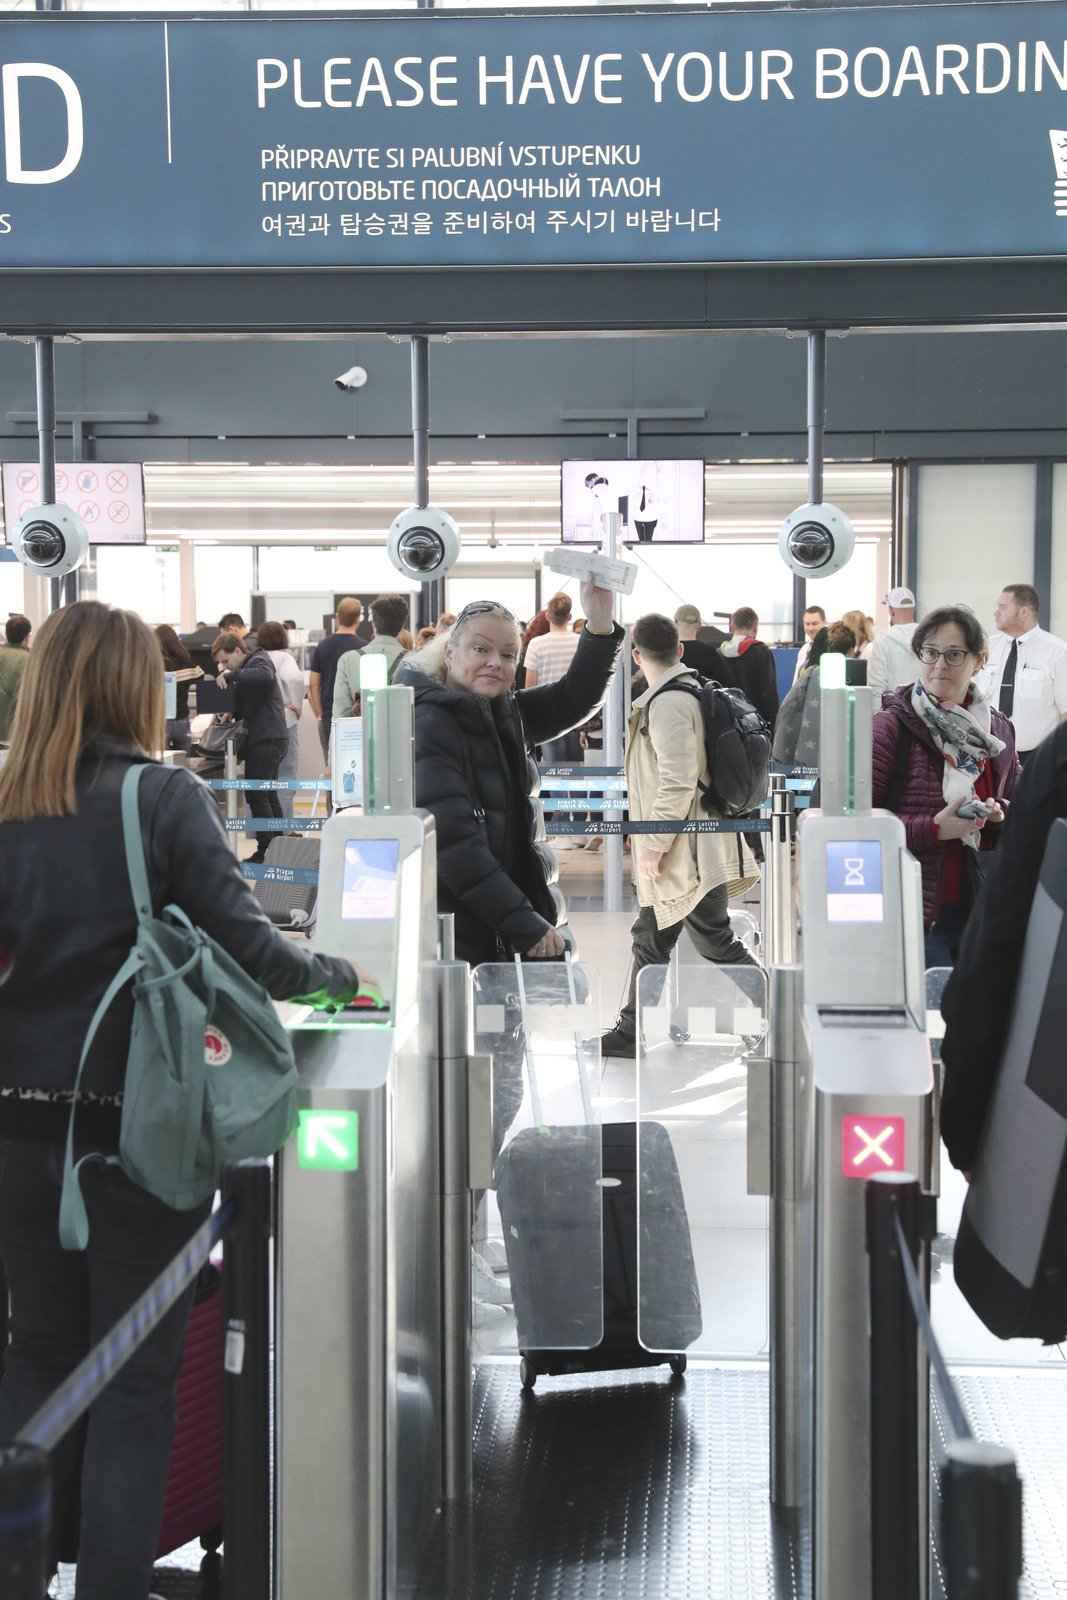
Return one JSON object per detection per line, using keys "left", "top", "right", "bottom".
{"left": 411, "top": 335, "right": 443, "bottom": 627}
{"left": 762, "top": 775, "right": 796, "bottom": 968}
{"left": 34, "top": 336, "right": 67, "bottom": 614}
{"left": 768, "top": 963, "right": 812, "bottom": 1510}
{"left": 223, "top": 1160, "right": 272, "bottom": 1600}
{"left": 600, "top": 510, "right": 624, "bottom": 914}
{"left": 225, "top": 739, "right": 241, "bottom": 854}
{"left": 795, "top": 329, "right": 828, "bottom": 636}
{"left": 437, "top": 961, "right": 486, "bottom": 1502}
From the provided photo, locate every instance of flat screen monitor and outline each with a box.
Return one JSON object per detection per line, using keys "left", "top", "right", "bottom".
{"left": 2, "top": 462, "right": 146, "bottom": 546}
{"left": 826, "top": 840, "right": 884, "bottom": 924}
{"left": 561, "top": 459, "right": 705, "bottom": 545}
{"left": 340, "top": 839, "right": 399, "bottom": 922}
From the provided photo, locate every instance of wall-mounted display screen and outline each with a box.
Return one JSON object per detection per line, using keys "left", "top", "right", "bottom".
{"left": 341, "top": 839, "right": 399, "bottom": 922}
{"left": 2, "top": 463, "right": 147, "bottom": 546}
{"left": 826, "top": 840, "right": 884, "bottom": 923}
{"left": 561, "top": 460, "right": 705, "bottom": 545}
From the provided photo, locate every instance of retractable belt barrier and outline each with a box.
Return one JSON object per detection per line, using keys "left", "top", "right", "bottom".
{"left": 1, "top": 1163, "right": 273, "bottom": 1600}
{"left": 866, "top": 1174, "right": 1023, "bottom": 1600}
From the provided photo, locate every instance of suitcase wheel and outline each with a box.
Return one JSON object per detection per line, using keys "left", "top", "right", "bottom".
{"left": 519, "top": 1358, "right": 538, "bottom": 1392}
{"left": 668, "top": 1355, "right": 687, "bottom": 1378}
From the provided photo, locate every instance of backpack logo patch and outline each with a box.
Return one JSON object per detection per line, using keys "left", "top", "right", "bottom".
{"left": 204, "top": 1027, "right": 232, "bottom": 1067}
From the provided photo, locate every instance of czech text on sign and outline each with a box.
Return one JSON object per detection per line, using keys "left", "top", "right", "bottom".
{"left": 841, "top": 1114, "right": 906, "bottom": 1178}
{"left": 297, "top": 1109, "right": 360, "bottom": 1172}
{"left": 0, "top": 4, "right": 1066, "bottom": 268}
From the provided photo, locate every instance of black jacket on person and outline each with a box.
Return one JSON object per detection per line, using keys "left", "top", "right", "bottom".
{"left": 230, "top": 647, "right": 287, "bottom": 747}
{"left": 940, "top": 721, "right": 1067, "bottom": 1173}
{"left": 394, "top": 623, "right": 624, "bottom": 968}
{"left": 0, "top": 742, "right": 356, "bottom": 1143}
{"left": 718, "top": 637, "right": 780, "bottom": 729}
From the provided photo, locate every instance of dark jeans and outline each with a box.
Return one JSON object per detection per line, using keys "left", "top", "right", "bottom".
{"left": 924, "top": 900, "right": 968, "bottom": 969}
{"left": 245, "top": 736, "right": 289, "bottom": 857}
{"left": 0, "top": 1139, "right": 211, "bottom": 1598}
{"left": 618, "top": 882, "right": 757, "bottom": 1035}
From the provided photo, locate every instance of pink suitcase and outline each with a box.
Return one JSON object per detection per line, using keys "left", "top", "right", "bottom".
{"left": 155, "top": 1262, "right": 224, "bottom": 1559}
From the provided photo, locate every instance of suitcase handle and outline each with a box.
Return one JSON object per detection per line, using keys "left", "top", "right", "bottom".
{"left": 512, "top": 954, "right": 596, "bottom": 1129}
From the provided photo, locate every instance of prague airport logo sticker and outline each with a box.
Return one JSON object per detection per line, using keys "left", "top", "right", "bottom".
{"left": 204, "top": 1026, "right": 233, "bottom": 1067}
{"left": 1052, "top": 131, "right": 1067, "bottom": 217}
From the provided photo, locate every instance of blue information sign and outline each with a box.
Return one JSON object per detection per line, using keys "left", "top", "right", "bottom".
{"left": 0, "top": 5, "right": 1064, "bottom": 269}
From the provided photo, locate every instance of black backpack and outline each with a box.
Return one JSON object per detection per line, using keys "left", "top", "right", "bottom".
{"left": 643, "top": 678, "right": 771, "bottom": 818}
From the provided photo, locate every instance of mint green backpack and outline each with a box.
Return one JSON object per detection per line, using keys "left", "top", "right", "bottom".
{"left": 60, "top": 764, "right": 300, "bottom": 1249}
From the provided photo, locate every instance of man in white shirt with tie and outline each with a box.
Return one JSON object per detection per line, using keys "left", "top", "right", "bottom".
{"left": 976, "top": 583, "right": 1067, "bottom": 759}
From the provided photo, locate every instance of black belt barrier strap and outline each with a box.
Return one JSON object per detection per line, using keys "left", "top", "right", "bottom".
{"left": 893, "top": 1211, "right": 973, "bottom": 1442}
{"left": 16, "top": 1199, "right": 235, "bottom": 1455}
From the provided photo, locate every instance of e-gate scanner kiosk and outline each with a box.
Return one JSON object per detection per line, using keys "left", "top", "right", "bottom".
{"left": 274, "top": 803, "right": 443, "bottom": 1600}
{"left": 798, "top": 660, "right": 935, "bottom": 1600}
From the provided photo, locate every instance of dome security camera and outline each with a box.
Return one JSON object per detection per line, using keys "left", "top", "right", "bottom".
{"left": 12, "top": 503, "right": 89, "bottom": 578}
{"left": 387, "top": 505, "right": 461, "bottom": 581}
{"left": 335, "top": 366, "right": 368, "bottom": 391}
{"left": 778, "top": 502, "right": 855, "bottom": 580}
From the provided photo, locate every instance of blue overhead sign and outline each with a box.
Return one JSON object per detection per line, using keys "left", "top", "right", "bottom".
{"left": 0, "top": 5, "right": 1064, "bottom": 269}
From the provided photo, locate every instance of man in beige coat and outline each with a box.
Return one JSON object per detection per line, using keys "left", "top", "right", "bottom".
{"left": 601, "top": 613, "right": 758, "bottom": 1058}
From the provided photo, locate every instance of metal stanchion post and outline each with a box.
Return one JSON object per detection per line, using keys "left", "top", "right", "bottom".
{"left": 762, "top": 775, "right": 797, "bottom": 967}
{"left": 600, "top": 511, "right": 624, "bottom": 914}
{"left": 941, "top": 1441, "right": 1023, "bottom": 1600}
{"left": 438, "top": 961, "right": 477, "bottom": 1501}
{"left": 768, "top": 962, "right": 812, "bottom": 1509}
{"left": 225, "top": 739, "right": 240, "bottom": 855}
{"left": 223, "top": 1160, "right": 272, "bottom": 1600}
{"left": 0, "top": 1443, "right": 51, "bottom": 1600}
{"left": 866, "top": 1174, "right": 925, "bottom": 1600}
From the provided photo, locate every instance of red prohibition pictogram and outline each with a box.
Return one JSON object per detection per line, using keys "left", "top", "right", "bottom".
{"left": 841, "top": 1114, "right": 906, "bottom": 1178}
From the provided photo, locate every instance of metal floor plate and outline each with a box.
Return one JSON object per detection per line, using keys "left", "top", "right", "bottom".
{"left": 48, "top": 1364, "right": 1067, "bottom": 1599}
{"left": 411, "top": 1364, "right": 807, "bottom": 1600}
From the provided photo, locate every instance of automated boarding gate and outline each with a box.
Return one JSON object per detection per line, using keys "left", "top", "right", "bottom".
{"left": 799, "top": 662, "right": 935, "bottom": 1600}
{"left": 273, "top": 683, "right": 486, "bottom": 1599}
{"left": 274, "top": 810, "right": 441, "bottom": 1599}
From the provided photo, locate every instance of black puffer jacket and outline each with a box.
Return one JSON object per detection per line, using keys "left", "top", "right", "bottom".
{"left": 395, "top": 623, "right": 624, "bottom": 967}
{"left": 230, "top": 647, "right": 286, "bottom": 747}
{"left": 0, "top": 742, "right": 357, "bottom": 1142}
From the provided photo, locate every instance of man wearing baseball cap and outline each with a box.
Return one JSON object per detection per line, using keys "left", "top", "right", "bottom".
{"left": 868, "top": 586, "right": 919, "bottom": 706}
{"left": 673, "top": 604, "right": 732, "bottom": 682}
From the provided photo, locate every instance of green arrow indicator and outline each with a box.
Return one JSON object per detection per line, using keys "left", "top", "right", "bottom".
{"left": 297, "top": 1109, "right": 360, "bottom": 1171}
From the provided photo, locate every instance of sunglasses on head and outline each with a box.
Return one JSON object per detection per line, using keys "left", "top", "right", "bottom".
{"left": 451, "top": 601, "right": 518, "bottom": 631}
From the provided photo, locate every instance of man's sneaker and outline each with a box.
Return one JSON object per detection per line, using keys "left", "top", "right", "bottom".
{"left": 479, "top": 1235, "right": 510, "bottom": 1273}
{"left": 669, "top": 1024, "right": 691, "bottom": 1045}
{"left": 473, "top": 1250, "right": 512, "bottom": 1306}
{"left": 599, "top": 1026, "right": 637, "bottom": 1059}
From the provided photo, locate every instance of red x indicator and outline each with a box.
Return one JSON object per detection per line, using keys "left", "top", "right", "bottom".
{"left": 841, "top": 1115, "right": 906, "bottom": 1178}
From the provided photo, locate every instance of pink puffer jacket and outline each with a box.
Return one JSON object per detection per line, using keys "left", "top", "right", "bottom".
{"left": 871, "top": 688, "right": 1019, "bottom": 926}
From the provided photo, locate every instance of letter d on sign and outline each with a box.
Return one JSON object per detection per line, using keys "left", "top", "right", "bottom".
{"left": 3, "top": 63, "right": 84, "bottom": 184}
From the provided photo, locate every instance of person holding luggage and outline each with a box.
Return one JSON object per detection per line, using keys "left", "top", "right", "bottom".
{"left": 0, "top": 600, "right": 368, "bottom": 1600}
{"left": 600, "top": 613, "right": 758, "bottom": 1058}
{"left": 772, "top": 622, "right": 856, "bottom": 767}
{"left": 871, "top": 604, "right": 1019, "bottom": 967}
{"left": 212, "top": 629, "right": 289, "bottom": 864}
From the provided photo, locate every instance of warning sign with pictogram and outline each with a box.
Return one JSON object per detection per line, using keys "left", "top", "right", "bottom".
{"left": 1, "top": 461, "right": 145, "bottom": 546}
{"left": 841, "top": 1115, "right": 906, "bottom": 1179}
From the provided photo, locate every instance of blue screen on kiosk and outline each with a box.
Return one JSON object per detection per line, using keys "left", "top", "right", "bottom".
{"left": 341, "top": 840, "right": 399, "bottom": 921}
{"left": 826, "top": 840, "right": 884, "bottom": 924}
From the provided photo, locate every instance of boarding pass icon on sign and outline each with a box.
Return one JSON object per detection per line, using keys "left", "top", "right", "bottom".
{"left": 1051, "top": 130, "right": 1067, "bottom": 217}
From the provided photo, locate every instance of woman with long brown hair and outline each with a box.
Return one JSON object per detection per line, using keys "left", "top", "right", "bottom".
{"left": 0, "top": 601, "right": 364, "bottom": 1600}
{"left": 155, "top": 622, "right": 202, "bottom": 750}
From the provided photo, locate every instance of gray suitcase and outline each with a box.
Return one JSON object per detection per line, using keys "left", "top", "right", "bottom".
{"left": 248, "top": 836, "right": 320, "bottom": 933}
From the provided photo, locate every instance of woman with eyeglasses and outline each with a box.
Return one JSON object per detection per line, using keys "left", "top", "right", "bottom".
{"left": 871, "top": 605, "right": 1019, "bottom": 966}
{"left": 394, "top": 576, "right": 622, "bottom": 967}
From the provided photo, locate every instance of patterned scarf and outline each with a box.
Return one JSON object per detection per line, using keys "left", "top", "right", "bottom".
{"left": 910, "top": 681, "right": 1005, "bottom": 841}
